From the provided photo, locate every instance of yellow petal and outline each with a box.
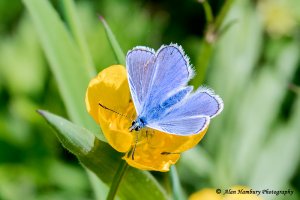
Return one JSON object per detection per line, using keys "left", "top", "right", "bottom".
{"left": 189, "top": 188, "right": 222, "bottom": 200}
{"left": 85, "top": 65, "right": 133, "bottom": 152}
{"left": 98, "top": 102, "right": 136, "bottom": 152}
{"left": 123, "top": 130, "right": 181, "bottom": 171}
{"left": 123, "top": 127, "right": 208, "bottom": 172}
{"left": 85, "top": 65, "right": 130, "bottom": 122}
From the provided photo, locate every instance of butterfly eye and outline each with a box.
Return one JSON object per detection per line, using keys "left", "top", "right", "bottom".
{"left": 131, "top": 121, "right": 135, "bottom": 126}
{"left": 135, "top": 126, "right": 140, "bottom": 131}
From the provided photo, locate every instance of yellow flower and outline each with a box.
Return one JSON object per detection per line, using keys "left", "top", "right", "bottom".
{"left": 258, "top": 0, "right": 298, "bottom": 37}
{"left": 189, "top": 189, "right": 222, "bottom": 200}
{"left": 85, "top": 65, "right": 208, "bottom": 172}
{"left": 189, "top": 186, "right": 263, "bottom": 200}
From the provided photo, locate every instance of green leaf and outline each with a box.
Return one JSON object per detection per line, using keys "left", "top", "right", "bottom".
{"left": 250, "top": 98, "right": 300, "bottom": 191}
{"left": 22, "top": 0, "right": 99, "bottom": 136}
{"left": 37, "top": 110, "right": 95, "bottom": 155}
{"left": 60, "top": 0, "right": 96, "bottom": 78}
{"left": 38, "top": 110, "right": 168, "bottom": 200}
{"left": 99, "top": 16, "right": 125, "bottom": 65}
{"left": 250, "top": 125, "right": 300, "bottom": 190}
{"left": 231, "top": 40, "right": 299, "bottom": 182}
{"left": 86, "top": 170, "right": 109, "bottom": 200}
{"left": 178, "top": 147, "right": 214, "bottom": 180}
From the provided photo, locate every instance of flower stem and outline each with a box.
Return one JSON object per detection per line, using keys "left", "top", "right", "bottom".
{"left": 214, "top": 0, "right": 235, "bottom": 32}
{"left": 106, "top": 160, "right": 129, "bottom": 200}
{"left": 200, "top": 0, "right": 214, "bottom": 24}
{"left": 193, "top": 0, "right": 235, "bottom": 87}
{"left": 170, "top": 165, "right": 186, "bottom": 200}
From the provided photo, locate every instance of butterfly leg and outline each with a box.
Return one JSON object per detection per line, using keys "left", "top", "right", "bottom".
{"left": 131, "top": 132, "right": 139, "bottom": 160}
{"left": 145, "top": 129, "right": 154, "bottom": 142}
{"left": 161, "top": 152, "right": 180, "bottom": 155}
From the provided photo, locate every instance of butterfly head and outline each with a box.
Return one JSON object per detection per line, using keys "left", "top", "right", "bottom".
{"left": 129, "top": 117, "right": 146, "bottom": 132}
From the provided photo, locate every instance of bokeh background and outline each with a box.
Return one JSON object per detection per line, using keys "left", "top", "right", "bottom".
{"left": 0, "top": 0, "right": 300, "bottom": 199}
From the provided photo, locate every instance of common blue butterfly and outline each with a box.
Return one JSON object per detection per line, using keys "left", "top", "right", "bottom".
{"left": 127, "top": 44, "right": 223, "bottom": 135}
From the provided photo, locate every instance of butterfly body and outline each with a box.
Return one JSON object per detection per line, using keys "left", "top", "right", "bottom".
{"left": 129, "top": 117, "right": 145, "bottom": 132}
{"left": 126, "top": 44, "right": 223, "bottom": 135}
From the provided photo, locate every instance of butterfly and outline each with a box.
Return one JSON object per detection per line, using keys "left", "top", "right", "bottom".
{"left": 126, "top": 44, "right": 223, "bottom": 135}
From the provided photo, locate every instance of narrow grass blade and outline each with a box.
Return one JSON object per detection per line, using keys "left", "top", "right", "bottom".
{"left": 170, "top": 165, "right": 186, "bottom": 200}
{"left": 99, "top": 16, "right": 125, "bottom": 65}
{"left": 250, "top": 98, "right": 300, "bottom": 194}
{"left": 60, "top": 0, "right": 96, "bottom": 78}
{"left": 23, "top": 0, "right": 99, "bottom": 136}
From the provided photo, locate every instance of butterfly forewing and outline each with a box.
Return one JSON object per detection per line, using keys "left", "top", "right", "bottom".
{"left": 126, "top": 47, "right": 155, "bottom": 115}
{"left": 141, "top": 45, "right": 194, "bottom": 114}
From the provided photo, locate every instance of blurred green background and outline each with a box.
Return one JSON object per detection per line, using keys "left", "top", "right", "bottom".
{"left": 0, "top": 0, "right": 300, "bottom": 199}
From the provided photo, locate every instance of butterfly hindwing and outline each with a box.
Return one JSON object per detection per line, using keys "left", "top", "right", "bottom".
{"left": 165, "top": 87, "right": 224, "bottom": 119}
{"left": 147, "top": 115, "right": 210, "bottom": 135}
{"left": 146, "top": 87, "right": 223, "bottom": 135}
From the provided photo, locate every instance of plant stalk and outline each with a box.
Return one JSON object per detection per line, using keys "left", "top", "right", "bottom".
{"left": 201, "top": 0, "right": 214, "bottom": 24}
{"left": 193, "top": 0, "right": 235, "bottom": 87}
{"left": 106, "top": 160, "right": 129, "bottom": 200}
{"left": 170, "top": 165, "right": 186, "bottom": 200}
{"left": 214, "top": 0, "right": 235, "bottom": 32}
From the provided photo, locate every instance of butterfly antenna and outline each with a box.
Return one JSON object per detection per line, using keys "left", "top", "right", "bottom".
{"left": 98, "top": 103, "right": 132, "bottom": 120}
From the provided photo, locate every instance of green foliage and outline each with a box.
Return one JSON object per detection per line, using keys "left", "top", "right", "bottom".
{"left": 99, "top": 16, "right": 125, "bottom": 65}
{"left": 23, "top": 0, "right": 99, "bottom": 135}
{"left": 22, "top": 0, "right": 169, "bottom": 199}
{"left": 60, "top": 0, "right": 96, "bottom": 78}
{"left": 38, "top": 110, "right": 168, "bottom": 200}
{"left": 179, "top": 1, "right": 300, "bottom": 199}
{"left": 0, "top": 0, "right": 300, "bottom": 199}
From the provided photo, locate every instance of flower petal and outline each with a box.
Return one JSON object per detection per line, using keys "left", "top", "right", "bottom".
{"left": 98, "top": 102, "right": 135, "bottom": 152}
{"left": 189, "top": 188, "right": 222, "bottom": 200}
{"left": 123, "top": 127, "right": 208, "bottom": 172}
{"left": 85, "top": 65, "right": 133, "bottom": 152}
{"left": 85, "top": 65, "right": 131, "bottom": 122}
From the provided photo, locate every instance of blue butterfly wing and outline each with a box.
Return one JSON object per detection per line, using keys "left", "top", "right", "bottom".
{"left": 127, "top": 44, "right": 223, "bottom": 135}
{"left": 147, "top": 87, "right": 223, "bottom": 135}
{"left": 148, "top": 115, "right": 210, "bottom": 135}
{"left": 126, "top": 46, "right": 155, "bottom": 114}
{"left": 166, "top": 87, "right": 224, "bottom": 119}
{"left": 141, "top": 44, "right": 194, "bottom": 114}
{"left": 127, "top": 44, "right": 193, "bottom": 116}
